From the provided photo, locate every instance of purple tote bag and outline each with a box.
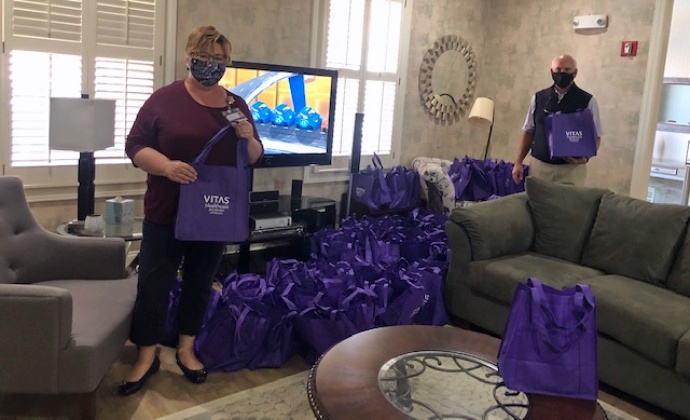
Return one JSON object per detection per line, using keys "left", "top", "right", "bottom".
{"left": 351, "top": 154, "right": 393, "bottom": 210}
{"left": 497, "top": 278, "right": 598, "bottom": 400}
{"left": 175, "top": 125, "right": 250, "bottom": 242}
{"left": 546, "top": 108, "right": 598, "bottom": 158}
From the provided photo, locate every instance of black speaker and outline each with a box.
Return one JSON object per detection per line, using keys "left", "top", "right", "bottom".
{"left": 345, "top": 113, "right": 365, "bottom": 217}
{"left": 290, "top": 179, "right": 303, "bottom": 201}
{"left": 350, "top": 113, "right": 364, "bottom": 174}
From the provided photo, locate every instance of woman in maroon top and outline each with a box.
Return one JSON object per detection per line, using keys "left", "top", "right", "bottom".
{"left": 118, "top": 25, "right": 263, "bottom": 396}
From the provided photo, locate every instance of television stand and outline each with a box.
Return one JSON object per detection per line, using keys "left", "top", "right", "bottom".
{"left": 233, "top": 195, "right": 336, "bottom": 273}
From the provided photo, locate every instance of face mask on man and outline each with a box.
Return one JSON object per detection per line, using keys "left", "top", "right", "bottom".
{"left": 189, "top": 58, "right": 225, "bottom": 87}
{"left": 551, "top": 71, "right": 574, "bottom": 88}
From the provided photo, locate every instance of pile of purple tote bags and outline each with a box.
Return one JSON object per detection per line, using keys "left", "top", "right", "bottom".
{"left": 449, "top": 156, "right": 528, "bottom": 203}
{"left": 165, "top": 209, "right": 450, "bottom": 370}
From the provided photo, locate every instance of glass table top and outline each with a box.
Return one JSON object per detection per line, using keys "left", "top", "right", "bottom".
{"left": 378, "top": 350, "right": 528, "bottom": 419}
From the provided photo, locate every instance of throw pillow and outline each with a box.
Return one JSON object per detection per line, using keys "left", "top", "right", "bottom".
{"left": 525, "top": 177, "right": 609, "bottom": 263}
{"left": 581, "top": 192, "right": 690, "bottom": 285}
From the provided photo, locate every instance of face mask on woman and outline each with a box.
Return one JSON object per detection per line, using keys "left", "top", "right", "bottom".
{"left": 189, "top": 58, "right": 225, "bottom": 87}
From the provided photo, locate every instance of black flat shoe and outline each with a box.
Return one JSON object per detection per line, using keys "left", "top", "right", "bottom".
{"left": 176, "top": 352, "right": 207, "bottom": 384}
{"left": 118, "top": 356, "right": 160, "bottom": 396}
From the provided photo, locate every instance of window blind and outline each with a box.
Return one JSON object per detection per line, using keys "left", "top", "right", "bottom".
{"left": 324, "top": 0, "right": 403, "bottom": 157}
{"left": 5, "top": 0, "right": 160, "bottom": 167}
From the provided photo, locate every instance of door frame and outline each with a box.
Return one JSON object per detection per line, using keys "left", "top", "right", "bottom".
{"left": 630, "top": 0, "right": 674, "bottom": 199}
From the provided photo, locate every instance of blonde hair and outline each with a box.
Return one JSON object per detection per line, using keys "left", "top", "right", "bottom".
{"left": 185, "top": 25, "right": 232, "bottom": 59}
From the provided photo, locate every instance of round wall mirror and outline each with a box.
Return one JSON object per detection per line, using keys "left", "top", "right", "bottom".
{"left": 418, "top": 35, "right": 477, "bottom": 124}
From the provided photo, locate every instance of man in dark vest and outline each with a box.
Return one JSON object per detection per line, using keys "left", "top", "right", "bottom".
{"left": 512, "top": 54, "right": 602, "bottom": 186}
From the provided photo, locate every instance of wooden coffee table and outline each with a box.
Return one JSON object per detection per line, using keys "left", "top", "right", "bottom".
{"left": 307, "top": 325, "right": 606, "bottom": 420}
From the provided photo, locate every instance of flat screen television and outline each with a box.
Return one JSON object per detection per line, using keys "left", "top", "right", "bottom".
{"left": 220, "top": 61, "right": 338, "bottom": 168}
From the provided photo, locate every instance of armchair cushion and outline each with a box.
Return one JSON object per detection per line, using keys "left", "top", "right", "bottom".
{"left": 44, "top": 278, "right": 136, "bottom": 392}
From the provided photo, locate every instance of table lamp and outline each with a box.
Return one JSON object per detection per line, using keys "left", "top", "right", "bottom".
{"left": 468, "top": 97, "right": 495, "bottom": 160}
{"left": 49, "top": 96, "right": 116, "bottom": 220}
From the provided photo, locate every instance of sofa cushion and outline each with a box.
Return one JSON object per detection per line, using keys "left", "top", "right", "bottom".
{"left": 467, "top": 252, "right": 604, "bottom": 304}
{"left": 525, "top": 177, "right": 608, "bottom": 264}
{"left": 666, "top": 226, "right": 690, "bottom": 298}
{"left": 678, "top": 331, "right": 690, "bottom": 380}
{"left": 585, "top": 275, "right": 690, "bottom": 370}
{"left": 449, "top": 193, "right": 533, "bottom": 260}
{"left": 581, "top": 193, "right": 689, "bottom": 285}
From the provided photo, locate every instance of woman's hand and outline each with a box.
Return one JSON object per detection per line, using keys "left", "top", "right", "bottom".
{"left": 231, "top": 120, "right": 254, "bottom": 139}
{"left": 164, "top": 161, "right": 197, "bottom": 184}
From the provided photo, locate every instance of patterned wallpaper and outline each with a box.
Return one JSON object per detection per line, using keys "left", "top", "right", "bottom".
{"left": 483, "top": 0, "right": 654, "bottom": 192}
{"left": 400, "top": 0, "right": 489, "bottom": 164}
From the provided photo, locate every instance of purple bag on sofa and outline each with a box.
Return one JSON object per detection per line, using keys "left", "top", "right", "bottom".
{"left": 497, "top": 278, "right": 598, "bottom": 400}
{"left": 175, "top": 125, "right": 250, "bottom": 242}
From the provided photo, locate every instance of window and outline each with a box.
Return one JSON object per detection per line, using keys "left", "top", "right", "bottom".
{"left": 2, "top": 0, "right": 165, "bottom": 170}
{"left": 321, "top": 0, "right": 408, "bottom": 161}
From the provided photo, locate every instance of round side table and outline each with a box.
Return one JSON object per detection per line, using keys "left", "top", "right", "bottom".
{"left": 307, "top": 325, "right": 606, "bottom": 420}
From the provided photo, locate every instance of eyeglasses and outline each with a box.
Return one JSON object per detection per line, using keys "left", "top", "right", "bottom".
{"left": 192, "top": 51, "right": 229, "bottom": 64}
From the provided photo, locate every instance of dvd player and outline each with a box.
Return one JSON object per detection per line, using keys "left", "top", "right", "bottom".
{"left": 249, "top": 224, "right": 304, "bottom": 242}
{"left": 250, "top": 213, "right": 292, "bottom": 230}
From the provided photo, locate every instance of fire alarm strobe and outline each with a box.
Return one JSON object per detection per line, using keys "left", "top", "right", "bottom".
{"left": 573, "top": 14, "right": 608, "bottom": 30}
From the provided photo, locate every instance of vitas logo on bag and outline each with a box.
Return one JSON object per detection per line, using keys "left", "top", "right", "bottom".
{"left": 204, "top": 194, "right": 231, "bottom": 215}
{"left": 565, "top": 130, "right": 583, "bottom": 143}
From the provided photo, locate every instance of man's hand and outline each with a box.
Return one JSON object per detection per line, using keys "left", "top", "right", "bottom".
{"left": 164, "top": 161, "right": 197, "bottom": 184}
{"left": 564, "top": 157, "right": 589, "bottom": 164}
{"left": 512, "top": 163, "right": 524, "bottom": 185}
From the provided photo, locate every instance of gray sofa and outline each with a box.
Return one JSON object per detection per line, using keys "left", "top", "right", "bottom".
{"left": 444, "top": 176, "right": 690, "bottom": 418}
{"left": 0, "top": 176, "right": 137, "bottom": 418}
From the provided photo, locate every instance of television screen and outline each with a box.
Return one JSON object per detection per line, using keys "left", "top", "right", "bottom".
{"left": 220, "top": 61, "right": 338, "bottom": 168}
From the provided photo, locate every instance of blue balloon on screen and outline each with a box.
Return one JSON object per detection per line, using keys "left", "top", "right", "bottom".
{"left": 272, "top": 104, "right": 296, "bottom": 127}
{"left": 296, "top": 106, "right": 322, "bottom": 130}
{"left": 250, "top": 101, "right": 274, "bottom": 123}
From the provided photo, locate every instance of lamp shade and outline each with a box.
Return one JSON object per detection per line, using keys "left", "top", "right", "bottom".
{"left": 49, "top": 97, "right": 116, "bottom": 152}
{"left": 468, "top": 97, "right": 494, "bottom": 126}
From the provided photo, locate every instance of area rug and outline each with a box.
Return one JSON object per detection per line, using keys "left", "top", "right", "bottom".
{"left": 158, "top": 371, "right": 640, "bottom": 420}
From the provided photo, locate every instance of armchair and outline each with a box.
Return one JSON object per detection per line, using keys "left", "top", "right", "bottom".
{"left": 0, "top": 176, "right": 137, "bottom": 418}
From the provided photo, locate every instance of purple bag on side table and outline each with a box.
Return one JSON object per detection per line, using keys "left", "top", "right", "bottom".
{"left": 175, "top": 125, "right": 250, "bottom": 242}
{"left": 497, "top": 278, "right": 598, "bottom": 400}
